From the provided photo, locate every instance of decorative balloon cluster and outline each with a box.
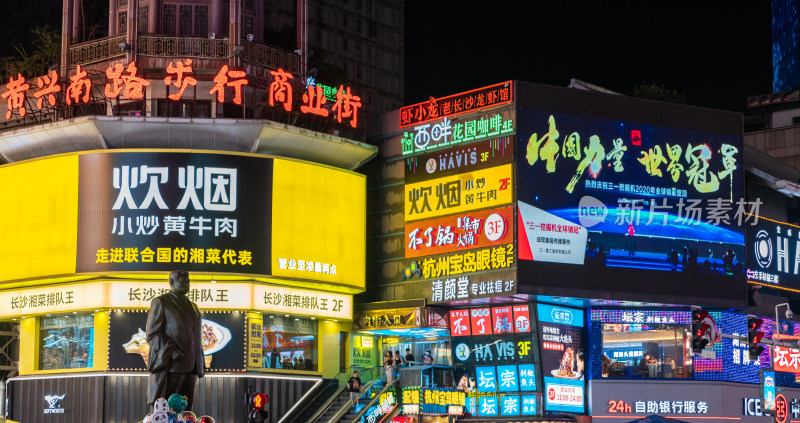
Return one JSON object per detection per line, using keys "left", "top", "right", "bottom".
{"left": 141, "top": 394, "right": 216, "bottom": 423}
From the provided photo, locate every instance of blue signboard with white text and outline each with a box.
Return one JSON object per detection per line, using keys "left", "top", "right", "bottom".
{"left": 477, "top": 366, "right": 498, "bottom": 393}
{"left": 478, "top": 396, "right": 499, "bottom": 416}
{"left": 500, "top": 395, "right": 520, "bottom": 416}
{"left": 497, "top": 364, "right": 519, "bottom": 392}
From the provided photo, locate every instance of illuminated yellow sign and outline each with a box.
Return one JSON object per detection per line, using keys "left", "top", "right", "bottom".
{"left": 252, "top": 284, "right": 352, "bottom": 320}
{"left": 0, "top": 151, "right": 366, "bottom": 291}
{"left": 109, "top": 281, "right": 251, "bottom": 309}
{"left": 404, "top": 163, "right": 513, "bottom": 221}
{"left": 271, "top": 159, "right": 366, "bottom": 288}
{"left": 0, "top": 155, "right": 78, "bottom": 282}
{"left": 0, "top": 281, "right": 352, "bottom": 320}
{"left": 247, "top": 315, "right": 264, "bottom": 368}
{"left": 0, "top": 281, "right": 105, "bottom": 317}
{"left": 360, "top": 336, "right": 373, "bottom": 348}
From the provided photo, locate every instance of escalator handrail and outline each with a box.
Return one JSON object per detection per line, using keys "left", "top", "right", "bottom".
{"left": 300, "top": 366, "right": 360, "bottom": 423}
{"left": 348, "top": 378, "right": 399, "bottom": 423}
{"left": 303, "top": 365, "right": 383, "bottom": 423}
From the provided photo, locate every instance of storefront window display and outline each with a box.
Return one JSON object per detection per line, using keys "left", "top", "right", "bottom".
{"left": 39, "top": 313, "right": 94, "bottom": 370}
{"left": 261, "top": 315, "right": 317, "bottom": 371}
{"left": 591, "top": 309, "right": 692, "bottom": 379}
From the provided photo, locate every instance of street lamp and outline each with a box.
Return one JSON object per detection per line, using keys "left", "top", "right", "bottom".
{"left": 775, "top": 303, "right": 794, "bottom": 340}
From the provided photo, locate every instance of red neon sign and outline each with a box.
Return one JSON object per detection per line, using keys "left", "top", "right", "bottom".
{"left": 3, "top": 73, "right": 29, "bottom": 119}
{"left": 210, "top": 65, "right": 248, "bottom": 105}
{"left": 0, "top": 62, "right": 361, "bottom": 128}
{"left": 399, "top": 81, "right": 513, "bottom": 128}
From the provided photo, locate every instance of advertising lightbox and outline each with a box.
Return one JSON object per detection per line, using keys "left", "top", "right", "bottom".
{"left": 537, "top": 303, "right": 585, "bottom": 413}
{"left": 405, "top": 137, "right": 514, "bottom": 184}
{"left": 0, "top": 151, "right": 365, "bottom": 289}
{"left": 109, "top": 310, "right": 245, "bottom": 372}
{"left": 515, "top": 83, "right": 746, "bottom": 306}
{"left": 405, "top": 206, "right": 513, "bottom": 259}
{"left": 405, "top": 163, "right": 513, "bottom": 222}
{"left": 746, "top": 217, "right": 800, "bottom": 291}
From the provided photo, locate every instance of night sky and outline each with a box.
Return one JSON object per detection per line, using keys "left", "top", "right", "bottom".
{"left": 0, "top": 2, "right": 774, "bottom": 113}
{"left": 405, "top": 2, "right": 774, "bottom": 112}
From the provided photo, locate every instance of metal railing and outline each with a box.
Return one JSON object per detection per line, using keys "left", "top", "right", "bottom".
{"left": 69, "top": 35, "right": 127, "bottom": 65}
{"left": 349, "top": 378, "right": 399, "bottom": 423}
{"left": 68, "top": 34, "right": 299, "bottom": 72}
{"left": 241, "top": 40, "right": 300, "bottom": 73}
{"left": 138, "top": 35, "right": 229, "bottom": 58}
{"left": 302, "top": 365, "right": 384, "bottom": 423}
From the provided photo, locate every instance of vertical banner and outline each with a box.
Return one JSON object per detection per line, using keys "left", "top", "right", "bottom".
{"left": 248, "top": 316, "right": 264, "bottom": 368}
{"left": 470, "top": 308, "right": 492, "bottom": 336}
{"left": 537, "top": 303, "right": 585, "bottom": 413}
{"left": 513, "top": 305, "right": 531, "bottom": 333}
{"left": 450, "top": 309, "right": 471, "bottom": 337}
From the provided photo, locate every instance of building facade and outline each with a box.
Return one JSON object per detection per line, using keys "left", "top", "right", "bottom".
{"left": 360, "top": 80, "right": 800, "bottom": 422}
{"left": 0, "top": 1, "right": 377, "bottom": 422}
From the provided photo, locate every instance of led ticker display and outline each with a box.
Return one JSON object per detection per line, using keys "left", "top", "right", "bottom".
{"left": 589, "top": 309, "right": 691, "bottom": 325}
{"left": 399, "top": 81, "right": 513, "bottom": 128}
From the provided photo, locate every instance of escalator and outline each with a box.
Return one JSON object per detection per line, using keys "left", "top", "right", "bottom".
{"left": 291, "top": 365, "right": 386, "bottom": 423}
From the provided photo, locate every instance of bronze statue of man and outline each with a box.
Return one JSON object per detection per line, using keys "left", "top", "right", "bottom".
{"left": 146, "top": 270, "right": 204, "bottom": 410}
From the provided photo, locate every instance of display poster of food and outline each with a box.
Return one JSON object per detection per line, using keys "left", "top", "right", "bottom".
{"left": 537, "top": 303, "right": 585, "bottom": 413}
{"left": 109, "top": 310, "right": 245, "bottom": 372}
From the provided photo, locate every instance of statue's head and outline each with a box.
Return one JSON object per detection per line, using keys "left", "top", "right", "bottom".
{"left": 169, "top": 270, "right": 190, "bottom": 295}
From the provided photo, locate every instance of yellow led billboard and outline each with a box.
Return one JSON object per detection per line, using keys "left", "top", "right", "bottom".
{"left": 0, "top": 155, "right": 79, "bottom": 281}
{"left": 404, "top": 163, "right": 514, "bottom": 221}
{"left": 0, "top": 151, "right": 366, "bottom": 291}
{"left": 271, "top": 159, "right": 366, "bottom": 289}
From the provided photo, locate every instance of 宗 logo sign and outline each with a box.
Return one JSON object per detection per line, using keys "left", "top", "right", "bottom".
{"left": 43, "top": 394, "right": 65, "bottom": 414}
